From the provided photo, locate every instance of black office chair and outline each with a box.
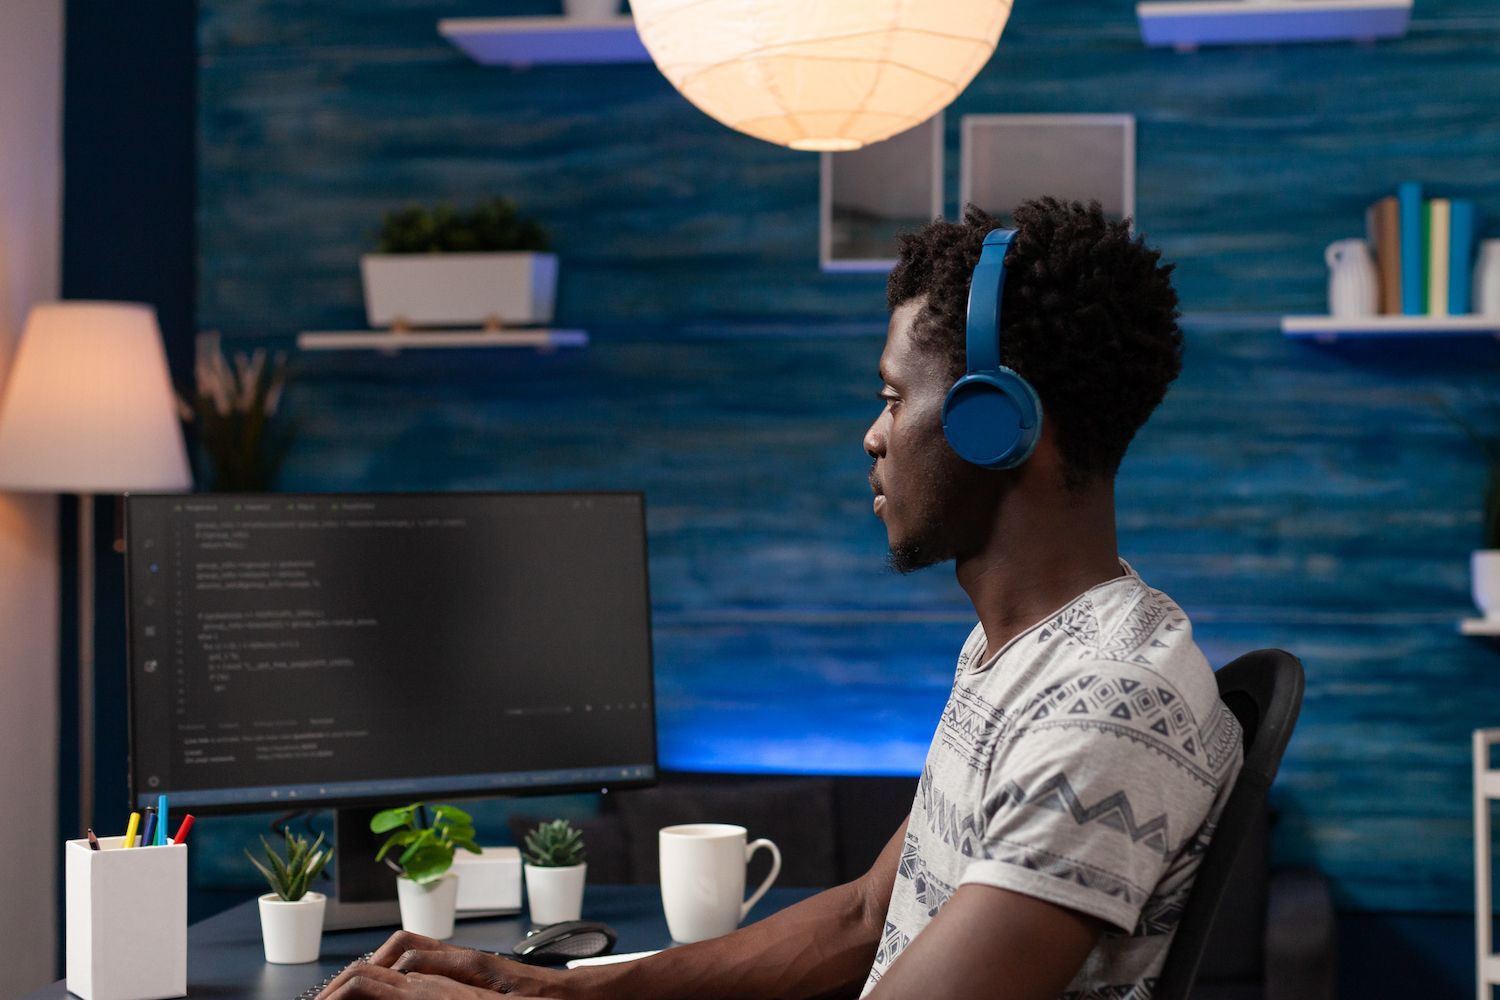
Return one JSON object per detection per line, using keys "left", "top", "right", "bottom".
{"left": 1154, "top": 649, "right": 1306, "bottom": 1000}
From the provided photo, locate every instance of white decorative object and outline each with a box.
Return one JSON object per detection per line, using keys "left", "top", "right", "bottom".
{"left": 396, "top": 874, "right": 460, "bottom": 940}
{"left": 452, "top": 846, "right": 523, "bottom": 913}
{"left": 524, "top": 862, "right": 588, "bottom": 925}
{"left": 1474, "top": 730, "right": 1500, "bottom": 994}
{"left": 360, "top": 252, "right": 558, "bottom": 328}
{"left": 1325, "top": 239, "right": 1380, "bottom": 318}
{"left": 630, "top": 0, "right": 1013, "bottom": 151}
{"left": 1474, "top": 240, "right": 1500, "bottom": 319}
{"left": 658, "top": 824, "right": 781, "bottom": 943}
{"left": 257, "top": 892, "right": 326, "bottom": 964}
{"left": 66, "top": 837, "right": 187, "bottom": 1000}
{"left": 1472, "top": 551, "right": 1500, "bottom": 619}
{"left": 564, "top": 0, "right": 619, "bottom": 18}
{"left": 961, "top": 115, "right": 1136, "bottom": 229}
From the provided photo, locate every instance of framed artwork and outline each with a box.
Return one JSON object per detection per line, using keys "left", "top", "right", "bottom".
{"left": 960, "top": 114, "right": 1136, "bottom": 227}
{"left": 819, "top": 113, "right": 944, "bottom": 272}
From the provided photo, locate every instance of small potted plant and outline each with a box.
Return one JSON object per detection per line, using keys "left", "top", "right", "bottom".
{"left": 360, "top": 197, "right": 556, "bottom": 329}
{"left": 522, "top": 819, "right": 587, "bottom": 925}
{"left": 245, "top": 829, "right": 332, "bottom": 964}
{"left": 372, "top": 802, "right": 482, "bottom": 940}
{"left": 178, "top": 333, "right": 293, "bottom": 492}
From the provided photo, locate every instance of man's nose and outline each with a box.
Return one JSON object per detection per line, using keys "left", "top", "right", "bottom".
{"left": 864, "top": 420, "right": 885, "bottom": 459}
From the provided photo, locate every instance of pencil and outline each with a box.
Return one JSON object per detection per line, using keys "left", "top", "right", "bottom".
{"left": 123, "top": 811, "right": 141, "bottom": 849}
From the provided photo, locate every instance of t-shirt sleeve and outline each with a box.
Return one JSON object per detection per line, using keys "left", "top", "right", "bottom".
{"left": 957, "top": 673, "right": 1222, "bottom": 933}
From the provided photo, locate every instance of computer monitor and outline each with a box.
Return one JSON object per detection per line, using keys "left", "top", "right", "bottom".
{"left": 125, "top": 492, "right": 657, "bottom": 924}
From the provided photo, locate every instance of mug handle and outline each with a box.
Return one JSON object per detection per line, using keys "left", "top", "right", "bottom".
{"left": 1324, "top": 241, "right": 1342, "bottom": 269}
{"left": 740, "top": 838, "right": 782, "bottom": 922}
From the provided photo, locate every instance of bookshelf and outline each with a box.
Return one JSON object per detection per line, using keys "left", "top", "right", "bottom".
{"left": 296, "top": 328, "right": 589, "bottom": 352}
{"left": 1280, "top": 315, "right": 1500, "bottom": 342}
{"left": 438, "top": 16, "right": 648, "bottom": 65}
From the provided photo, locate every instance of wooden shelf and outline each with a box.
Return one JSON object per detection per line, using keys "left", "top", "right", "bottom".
{"left": 1137, "top": 0, "right": 1412, "bottom": 49}
{"left": 438, "top": 16, "right": 649, "bottom": 66}
{"left": 296, "top": 328, "right": 589, "bottom": 352}
{"left": 1281, "top": 315, "right": 1500, "bottom": 341}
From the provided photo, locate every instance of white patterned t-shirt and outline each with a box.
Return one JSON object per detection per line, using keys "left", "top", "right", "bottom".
{"left": 861, "top": 564, "right": 1243, "bottom": 999}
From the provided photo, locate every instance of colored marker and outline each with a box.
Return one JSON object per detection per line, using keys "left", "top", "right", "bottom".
{"left": 140, "top": 807, "right": 157, "bottom": 849}
{"left": 156, "top": 795, "right": 168, "bottom": 845}
{"left": 170, "top": 814, "right": 195, "bottom": 845}
{"left": 85, "top": 829, "right": 101, "bottom": 851}
{"left": 123, "top": 811, "right": 140, "bottom": 849}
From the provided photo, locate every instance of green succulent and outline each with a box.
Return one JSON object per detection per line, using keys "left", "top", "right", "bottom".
{"left": 523, "top": 819, "right": 585, "bottom": 868}
{"left": 245, "top": 829, "right": 332, "bottom": 902}
{"left": 371, "top": 802, "right": 481, "bottom": 885}
{"left": 375, "top": 197, "right": 550, "bottom": 254}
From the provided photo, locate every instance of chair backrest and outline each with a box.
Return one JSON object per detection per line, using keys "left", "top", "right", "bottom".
{"left": 1154, "top": 648, "right": 1305, "bottom": 1000}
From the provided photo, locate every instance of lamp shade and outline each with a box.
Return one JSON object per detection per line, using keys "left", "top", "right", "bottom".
{"left": 0, "top": 301, "right": 191, "bottom": 493}
{"left": 631, "top": 0, "right": 1013, "bottom": 151}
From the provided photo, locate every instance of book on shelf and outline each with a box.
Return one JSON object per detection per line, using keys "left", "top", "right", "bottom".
{"left": 1449, "top": 198, "right": 1478, "bottom": 315}
{"left": 1398, "top": 181, "right": 1425, "bottom": 315}
{"left": 1428, "top": 198, "right": 1450, "bottom": 316}
{"left": 1367, "top": 195, "right": 1401, "bottom": 314}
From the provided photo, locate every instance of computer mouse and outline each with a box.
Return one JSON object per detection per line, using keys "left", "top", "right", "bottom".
{"left": 512, "top": 920, "right": 618, "bottom": 964}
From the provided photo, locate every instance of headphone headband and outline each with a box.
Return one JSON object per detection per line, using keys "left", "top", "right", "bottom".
{"left": 964, "top": 228, "right": 1016, "bottom": 374}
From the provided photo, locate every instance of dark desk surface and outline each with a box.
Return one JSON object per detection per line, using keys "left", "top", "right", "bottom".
{"left": 26, "top": 884, "right": 819, "bottom": 1000}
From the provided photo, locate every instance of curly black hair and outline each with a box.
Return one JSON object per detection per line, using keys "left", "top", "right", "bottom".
{"left": 887, "top": 199, "right": 1183, "bottom": 489}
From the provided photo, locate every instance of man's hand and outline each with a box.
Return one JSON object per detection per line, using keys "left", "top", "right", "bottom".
{"left": 323, "top": 963, "right": 541, "bottom": 999}
{"left": 315, "top": 931, "right": 571, "bottom": 999}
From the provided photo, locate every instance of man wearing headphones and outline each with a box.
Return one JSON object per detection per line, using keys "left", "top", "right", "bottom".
{"left": 320, "top": 199, "right": 1243, "bottom": 1000}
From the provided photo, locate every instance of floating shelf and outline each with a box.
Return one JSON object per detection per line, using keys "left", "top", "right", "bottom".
{"left": 1137, "top": 0, "right": 1412, "bottom": 49}
{"left": 438, "top": 16, "right": 649, "bottom": 65}
{"left": 296, "top": 328, "right": 589, "bottom": 352}
{"left": 1281, "top": 315, "right": 1500, "bottom": 341}
{"left": 1461, "top": 618, "right": 1500, "bottom": 637}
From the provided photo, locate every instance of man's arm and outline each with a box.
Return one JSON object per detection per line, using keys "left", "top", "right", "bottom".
{"left": 322, "top": 817, "right": 909, "bottom": 1000}
{"left": 864, "top": 884, "right": 1104, "bottom": 1000}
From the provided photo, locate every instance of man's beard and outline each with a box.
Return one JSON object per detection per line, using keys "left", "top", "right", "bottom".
{"left": 880, "top": 455, "right": 995, "bottom": 575}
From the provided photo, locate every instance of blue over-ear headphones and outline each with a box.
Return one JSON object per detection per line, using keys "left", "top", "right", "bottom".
{"left": 941, "top": 228, "right": 1043, "bottom": 470}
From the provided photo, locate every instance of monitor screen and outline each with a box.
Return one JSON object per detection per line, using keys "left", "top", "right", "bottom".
{"left": 126, "top": 492, "right": 657, "bottom": 811}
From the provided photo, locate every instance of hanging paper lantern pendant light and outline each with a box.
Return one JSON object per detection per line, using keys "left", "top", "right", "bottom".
{"left": 631, "top": 0, "right": 1015, "bottom": 152}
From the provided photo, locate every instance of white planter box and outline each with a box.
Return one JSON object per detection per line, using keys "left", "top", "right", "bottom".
{"left": 452, "top": 846, "right": 522, "bottom": 913}
{"left": 361, "top": 252, "right": 558, "bottom": 328}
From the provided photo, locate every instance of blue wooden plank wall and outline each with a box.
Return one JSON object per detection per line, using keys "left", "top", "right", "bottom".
{"left": 196, "top": 0, "right": 1500, "bottom": 916}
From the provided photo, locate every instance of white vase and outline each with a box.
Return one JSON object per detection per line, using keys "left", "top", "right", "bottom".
{"left": 1325, "top": 238, "right": 1379, "bottom": 318}
{"left": 1474, "top": 240, "right": 1500, "bottom": 319}
{"left": 563, "top": 0, "right": 619, "bottom": 18}
{"left": 524, "top": 862, "right": 587, "bottom": 925}
{"left": 360, "top": 251, "right": 559, "bottom": 328}
{"left": 396, "top": 874, "right": 460, "bottom": 940}
{"left": 1473, "top": 551, "right": 1500, "bottom": 618}
{"left": 258, "top": 892, "right": 326, "bottom": 964}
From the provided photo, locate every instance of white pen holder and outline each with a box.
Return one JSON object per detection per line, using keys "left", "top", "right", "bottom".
{"left": 66, "top": 836, "right": 187, "bottom": 1000}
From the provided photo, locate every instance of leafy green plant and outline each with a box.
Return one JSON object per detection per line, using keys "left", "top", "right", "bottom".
{"left": 245, "top": 829, "right": 332, "bottom": 902}
{"left": 178, "top": 335, "right": 293, "bottom": 492}
{"left": 375, "top": 197, "right": 550, "bottom": 254}
{"left": 522, "top": 819, "right": 585, "bottom": 868}
{"left": 371, "top": 802, "right": 481, "bottom": 884}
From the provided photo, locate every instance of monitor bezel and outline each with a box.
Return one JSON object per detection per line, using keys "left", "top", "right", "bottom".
{"left": 124, "top": 490, "right": 660, "bottom": 816}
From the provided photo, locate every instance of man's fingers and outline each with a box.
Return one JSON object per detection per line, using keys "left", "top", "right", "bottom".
{"left": 391, "top": 948, "right": 507, "bottom": 988}
{"left": 326, "top": 964, "right": 409, "bottom": 999}
{"left": 369, "top": 930, "right": 462, "bottom": 966}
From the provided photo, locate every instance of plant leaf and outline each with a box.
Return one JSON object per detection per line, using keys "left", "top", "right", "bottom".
{"left": 370, "top": 806, "right": 415, "bottom": 834}
{"left": 432, "top": 804, "right": 473, "bottom": 825}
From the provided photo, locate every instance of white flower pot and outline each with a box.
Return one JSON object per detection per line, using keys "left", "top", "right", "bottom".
{"left": 360, "top": 252, "right": 559, "bottom": 328}
{"left": 563, "top": 0, "right": 620, "bottom": 18}
{"left": 1473, "top": 550, "right": 1500, "bottom": 617}
{"left": 524, "top": 862, "right": 587, "bottom": 925}
{"left": 396, "top": 874, "right": 460, "bottom": 940}
{"left": 258, "top": 892, "right": 326, "bottom": 964}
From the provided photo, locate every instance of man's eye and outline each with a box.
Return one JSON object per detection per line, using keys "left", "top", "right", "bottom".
{"left": 876, "top": 391, "right": 900, "bottom": 405}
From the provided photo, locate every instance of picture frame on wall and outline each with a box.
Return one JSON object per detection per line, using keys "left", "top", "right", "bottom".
{"left": 819, "top": 113, "right": 944, "bottom": 273}
{"left": 960, "top": 114, "right": 1136, "bottom": 228}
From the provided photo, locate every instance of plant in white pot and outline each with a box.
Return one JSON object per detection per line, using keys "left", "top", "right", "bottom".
{"left": 372, "top": 802, "right": 482, "bottom": 941}
{"left": 362, "top": 198, "right": 557, "bottom": 329}
{"left": 245, "top": 829, "right": 332, "bottom": 964}
{"left": 523, "top": 819, "right": 587, "bottom": 925}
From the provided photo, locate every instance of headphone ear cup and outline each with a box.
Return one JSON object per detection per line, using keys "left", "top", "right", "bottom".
{"left": 942, "top": 369, "right": 1042, "bottom": 470}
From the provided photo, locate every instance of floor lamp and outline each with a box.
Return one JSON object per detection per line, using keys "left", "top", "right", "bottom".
{"left": 0, "top": 302, "right": 191, "bottom": 833}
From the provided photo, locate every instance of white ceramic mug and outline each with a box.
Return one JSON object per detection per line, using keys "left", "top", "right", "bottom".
{"left": 659, "top": 824, "right": 782, "bottom": 943}
{"left": 1325, "top": 238, "right": 1379, "bottom": 318}
{"left": 1474, "top": 240, "right": 1500, "bottom": 318}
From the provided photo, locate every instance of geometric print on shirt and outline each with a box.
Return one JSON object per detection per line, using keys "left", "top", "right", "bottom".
{"left": 897, "top": 829, "right": 955, "bottom": 918}
{"left": 939, "top": 684, "right": 1012, "bottom": 771}
{"left": 1061, "top": 979, "right": 1159, "bottom": 1000}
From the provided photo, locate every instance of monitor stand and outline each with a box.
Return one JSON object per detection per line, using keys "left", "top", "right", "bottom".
{"left": 323, "top": 805, "right": 402, "bottom": 931}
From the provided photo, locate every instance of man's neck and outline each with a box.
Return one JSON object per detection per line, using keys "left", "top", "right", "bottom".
{"left": 955, "top": 479, "right": 1122, "bottom": 664}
